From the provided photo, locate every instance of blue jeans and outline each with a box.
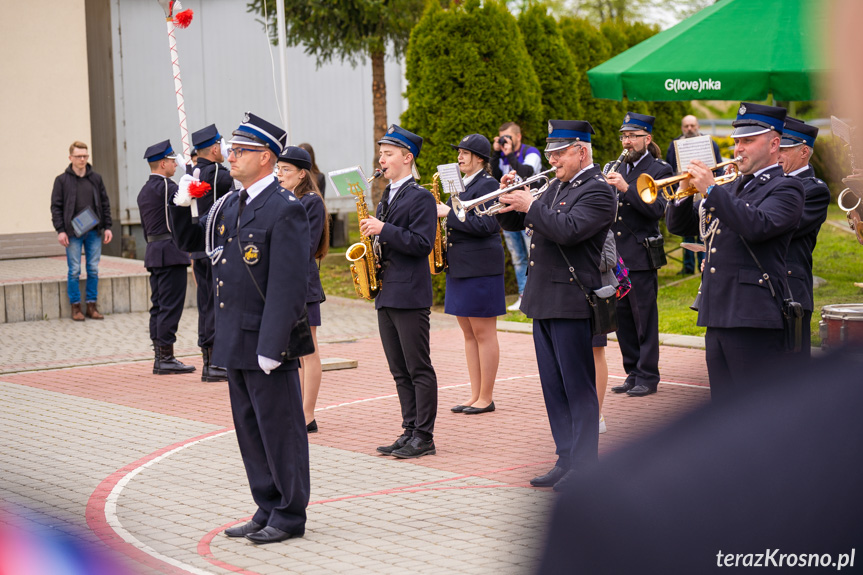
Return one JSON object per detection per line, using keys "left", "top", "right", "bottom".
{"left": 66, "top": 229, "right": 102, "bottom": 304}
{"left": 503, "top": 229, "right": 531, "bottom": 296}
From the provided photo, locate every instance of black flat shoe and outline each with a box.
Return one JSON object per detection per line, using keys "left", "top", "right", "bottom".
{"left": 627, "top": 384, "right": 657, "bottom": 397}
{"left": 306, "top": 420, "right": 318, "bottom": 433}
{"left": 530, "top": 466, "right": 568, "bottom": 487}
{"left": 391, "top": 437, "right": 436, "bottom": 459}
{"left": 224, "top": 520, "right": 263, "bottom": 538}
{"left": 462, "top": 401, "right": 495, "bottom": 414}
{"left": 611, "top": 381, "right": 634, "bottom": 394}
{"left": 376, "top": 434, "right": 411, "bottom": 455}
{"left": 451, "top": 405, "right": 469, "bottom": 413}
{"left": 552, "top": 470, "right": 579, "bottom": 492}
{"left": 245, "top": 525, "right": 296, "bottom": 544}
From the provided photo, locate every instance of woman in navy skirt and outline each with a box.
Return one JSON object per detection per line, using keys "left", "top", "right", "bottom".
{"left": 437, "top": 134, "right": 506, "bottom": 414}
{"left": 277, "top": 146, "right": 330, "bottom": 433}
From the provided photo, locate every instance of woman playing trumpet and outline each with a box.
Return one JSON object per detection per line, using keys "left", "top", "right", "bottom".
{"left": 439, "top": 134, "right": 506, "bottom": 415}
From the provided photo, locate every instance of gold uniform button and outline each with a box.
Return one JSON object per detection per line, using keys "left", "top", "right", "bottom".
{"left": 618, "top": 216, "right": 622, "bottom": 221}
{"left": 530, "top": 244, "right": 535, "bottom": 249}
{"left": 228, "top": 237, "right": 232, "bottom": 243}
{"left": 448, "top": 243, "right": 453, "bottom": 247}
{"left": 248, "top": 233, "right": 253, "bottom": 238}
{"left": 281, "top": 351, "right": 286, "bottom": 357}
{"left": 221, "top": 258, "right": 227, "bottom": 264}
{"left": 710, "top": 207, "right": 715, "bottom": 212}
{"left": 787, "top": 270, "right": 792, "bottom": 275}
{"left": 529, "top": 224, "right": 534, "bottom": 228}
{"left": 557, "top": 209, "right": 561, "bottom": 213}
{"left": 616, "top": 231, "right": 622, "bottom": 237}
{"left": 710, "top": 267, "right": 716, "bottom": 274}
{"left": 569, "top": 278, "right": 574, "bottom": 282}
{"left": 758, "top": 279, "right": 764, "bottom": 285}
{"left": 529, "top": 261, "right": 535, "bottom": 267}
{"left": 710, "top": 248, "right": 716, "bottom": 254}
{"left": 716, "top": 229, "right": 721, "bottom": 234}
{"left": 219, "top": 281, "right": 224, "bottom": 286}
{"left": 619, "top": 202, "right": 623, "bottom": 207}
{"left": 746, "top": 203, "right": 750, "bottom": 207}
{"left": 219, "top": 302, "right": 224, "bottom": 308}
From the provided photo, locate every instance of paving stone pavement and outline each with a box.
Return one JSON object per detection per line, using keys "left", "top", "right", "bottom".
{"left": 0, "top": 295, "right": 710, "bottom": 574}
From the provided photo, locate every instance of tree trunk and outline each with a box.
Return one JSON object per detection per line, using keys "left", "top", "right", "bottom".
{"left": 371, "top": 49, "right": 388, "bottom": 206}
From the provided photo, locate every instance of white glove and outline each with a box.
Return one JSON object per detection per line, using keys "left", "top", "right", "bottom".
{"left": 220, "top": 138, "right": 230, "bottom": 161}
{"left": 174, "top": 154, "right": 189, "bottom": 177}
{"left": 173, "top": 174, "right": 196, "bottom": 207}
{"left": 258, "top": 355, "right": 281, "bottom": 374}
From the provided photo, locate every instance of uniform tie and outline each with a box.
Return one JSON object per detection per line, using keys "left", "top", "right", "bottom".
{"left": 736, "top": 174, "right": 754, "bottom": 195}
{"left": 238, "top": 189, "right": 249, "bottom": 221}
{"left": 379, "top": 185, "right": 391, "bottom": 222}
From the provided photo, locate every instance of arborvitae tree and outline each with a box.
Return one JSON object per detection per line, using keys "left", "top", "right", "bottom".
{"left": 517, "top": 3, "right": 582, "bottom": 149}
{"left": 402, "top": 0, "right": 544, "bottom": 178}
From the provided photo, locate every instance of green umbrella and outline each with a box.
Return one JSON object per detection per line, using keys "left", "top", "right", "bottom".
{"left": 587, "top": 0, "right": 828, "bottom": 102}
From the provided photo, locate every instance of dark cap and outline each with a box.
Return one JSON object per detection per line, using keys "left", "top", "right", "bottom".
{"left": 449, "top": 133, "right": 490, "bottom": 162}
{"left": 229, "top": 112, "right": 286, "bottom": 156}
{"left": 378, "top": 124, "right": 423, "bottom": 158}
{"left": 277, "top": 146, "right": 312, "bottom": 170}
{"left": 545, "top": 120, "right": 595, "bottom": 151}
{"left": 620, "top": 111, "right": 655, "bottom": 133}
{"left": 731, "top": 102, "right": 787, "bottom": 138}
{"left": 144, "top": 140, "right": 176, "bottom": 163}
{"left": 781, "top": 116, "right": 818, "bottom": 148}
{"left": 191, "top": 124, "right": 221, "bottom": 151}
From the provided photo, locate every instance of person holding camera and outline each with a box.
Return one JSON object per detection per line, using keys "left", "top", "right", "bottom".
{"left": 490, "top": 122, "right": 542, "bottom": 312}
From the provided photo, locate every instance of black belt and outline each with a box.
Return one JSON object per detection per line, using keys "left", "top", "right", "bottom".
{"left": 147, "top": 233, "right": 172, "bottom": 243}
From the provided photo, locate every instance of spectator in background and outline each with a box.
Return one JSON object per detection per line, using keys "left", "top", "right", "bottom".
{"left": 665, "top": 115, "right": 722, "bottom": 275}
{"left": 490, "top": 122, "right": 542, "bottom": 312}
{"left": 51, "top": 141, "right": 113, "bottom": 321}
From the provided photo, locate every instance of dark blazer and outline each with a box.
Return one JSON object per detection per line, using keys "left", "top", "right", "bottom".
{"left": 191, "top": 158, "right": 234, "bottom": 259}
{"left": 606, "top": 154, "right": 672, "bottom": 271}
{"left": 666, "top": 165, "right": 805, "bottom": 329}
{"left": 299, "top": 191, "right": 326, "bottom": 304}
{"left": 785, "top": 166, "right": 830, "bottom": 311}
{"left": 137, "top": 174, "right": 191, "bottom": 269}
{"left": 496, "top": 164, "right": 617, "bottom": 320}
{"left": 445, "top": 170, "right": 504, "bottom": 278}
{"left": 374, "top": 177, "right": 438, "bottom": 310}
{"left": 51, "top": 164, "right": 113, "bottom": 235}
{"left": 170, "top": 179, "right": 310, "bottom": 370}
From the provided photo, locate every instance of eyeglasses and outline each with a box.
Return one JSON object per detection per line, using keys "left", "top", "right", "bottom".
{"left": 275, "top": 165, "right": 297, "bottom": 175}
{"left": 544, "top": 143, "right": 581, "bottom": 161}
{"left": 619, "top": 134, "right": 648, "bottom": 142}
{"left": 227, "top": 147, "right": 265, "bottom": 159}
{"left": 71, "top": 154, "right": 90, "bottom": 160}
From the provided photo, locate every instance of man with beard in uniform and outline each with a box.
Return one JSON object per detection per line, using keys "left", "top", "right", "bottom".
{"left": 778, "top": 117, "right": 830, "bottom": 357}
{"left": 605, "top": 112, "right": 673, "bottom": 398}
{"left": 138, "top": 140, "right": 195, "bottom": 375}
{"left": 188, "top": 124, "right": 233, "bottom": 382}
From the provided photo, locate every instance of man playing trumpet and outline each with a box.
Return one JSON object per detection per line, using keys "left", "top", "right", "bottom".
{"left": 666, "top": 103, "right": 804, "bottom": 400}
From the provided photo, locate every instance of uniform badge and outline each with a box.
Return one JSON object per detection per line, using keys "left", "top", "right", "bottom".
{"left": 243, "top": 244, "right": 260, "bottom": 265}
{"left": 218, "top": 224, "right": 225, "bottom": 236}
{"left": 559, "top": 201, "right": 566, "bottom": 205}
{"left": 624, "top": 113, "right": 631, "bottom": 123}
{"left": 739, "top": 104, "right": 747, "bottom": 115}
{"left": 548, "top": 121, "right": 554, "bottom": 135}
{"left": 243, "top": 112, "right": 251, "bottom": 123}
{"left": 388, "top": 126, "right": 395, "bottom": 134}
{"left": 462, "top": 136, "right": 469, "bottom": 143}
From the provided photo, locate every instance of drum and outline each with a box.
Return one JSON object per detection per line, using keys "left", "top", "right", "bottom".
{"left": 819, "top": 304, "right": 863, "bottom": 348}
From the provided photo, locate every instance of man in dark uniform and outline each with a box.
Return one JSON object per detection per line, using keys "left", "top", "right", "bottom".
{"left": 188, "top": 124, "right": 233, "bottom": 382}
{"left": 666, "top": 103, "right": 804, "bottom": 400}
{"left": 170, "top": 113, "right": 311, "bottom": 544}
{"left": 360, "top": 124, "right": 439, "bottom": 460}
{"left": 496, "top": 120, "right": 617, "bottom": 491}
{"left": 778, "top": 117, "right": 830, "bottom": 356}
{"left": 605, "top": 112, "right": 673, "bottom": 397}
{"left": 138, "top": 140, "right": 194, "bottom": 375}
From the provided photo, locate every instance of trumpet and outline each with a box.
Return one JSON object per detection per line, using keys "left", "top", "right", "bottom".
{"left": 637, "top": 157, "right": 742, "bottom": 204}
{"left": 452, "top": 168, "right": 557, "bottom": 222}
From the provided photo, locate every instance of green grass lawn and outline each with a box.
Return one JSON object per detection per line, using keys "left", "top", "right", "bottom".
{"left": 320, "top": 205, "right": 863, "bottom": 344}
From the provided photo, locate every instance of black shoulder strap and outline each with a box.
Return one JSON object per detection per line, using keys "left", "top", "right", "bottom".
{"left": 555, "top": 243, "right": 593, "bottom": 306}
{"left": 739, "top": 237, "right": 793, "bottom": 309}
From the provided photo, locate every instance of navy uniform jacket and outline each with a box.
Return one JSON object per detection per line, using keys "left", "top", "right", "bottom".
{"left": 169, "top": 179, "right": 310, "bottom": 370}
{"left": 496, "top": 164, "right": 617, "bottom": 320}
{"left": 606, "top": 154, "right": 672, "bottom": 271}
{"left": 786, "top": 166, "right": 830, "bottom": 311}
{"left": 666, "top": 165, "right": 804, "bottom": 329}
{"left": 191, "top": 158, "right": 235, "bottom": 259}
{"left": 299, "top": 191, "right": 326, "bottom": 304}
{"left": 445, "top": 171, "right": 504, "bottom": 278}
{"left": 374, "top": 178, "right": 437, "bottom": 310}
{"left": 137, "top": 174, "right": 191, "bottom": 269}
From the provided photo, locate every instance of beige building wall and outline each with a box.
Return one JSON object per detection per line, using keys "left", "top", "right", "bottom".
{"left": 0, "top": 0, "right": 91, "bottom": 240}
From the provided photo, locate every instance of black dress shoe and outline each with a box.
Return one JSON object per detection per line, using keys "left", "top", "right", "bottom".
{"left": 462, "top": 401, "right": 495, "bottom": 414}
{"left": 530, "top": 466, "right": 568, "bottom": 487}
{"left": 376, "top": 434, "right": 411, "bottom": 455}
{"left": 245, "top": 525, "right": 296, "bottom": 544}
{"left": 552, "top": 470, "right": 579, "bottom": 492}
{"left": 306, "top": 420, "right": 318, "bottom": 433}
{"left": 224, "top": 520, "right": 263, "bottom": 538}
{"left": 451, "top": 405, "right": 469, "bottom": 413}
{"left": 391, "top": 437, "right": 436, "bottom": 459}
{"left": 611, "top": 381, "right": 635, "bottom": 394}
{"left": 627, "top": 384, "right": 657, "bottom": 397}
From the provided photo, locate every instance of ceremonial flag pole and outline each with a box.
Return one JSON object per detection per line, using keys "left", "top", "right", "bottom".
{"left": 157, "top": 0, "right": 194, "bottom": 159}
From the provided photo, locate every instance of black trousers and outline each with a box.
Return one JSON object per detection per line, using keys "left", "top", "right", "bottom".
{"left": 377, "top": 307, "right": 438, "bottom": 441}
{"left": 228, "top": 367, "right": 309, "bottom": 535}
{"left": 533, "top": 317, "right": 598, "bottom": 470}
{"left": 705, "top": 327, "right": 785, "bottom": 402}
{"left": 615, "top": 269, "right": 660, "bottom": 389}
{"left": 193, "top": 258, "right": 215, "bottom": 348}
{"left": 148, "top": 265, "right": 187, "bottom": 345}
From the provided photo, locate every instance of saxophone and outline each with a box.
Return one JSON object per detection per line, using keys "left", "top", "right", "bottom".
{"left": 428, "top": 172, "right": 446, "bottom": 275}
{"left": 345, "top": 169, "right": 384, "bottom": 300}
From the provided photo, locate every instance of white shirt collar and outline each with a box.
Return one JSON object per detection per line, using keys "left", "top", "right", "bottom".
{"left": 628, "top": 150, "right": 649, "bottom": 171}
{"left": 789, "top": 165, "right": 810, "bottom": 177}
{"left": 568, "top": 164, "right": 591, "bottom": 184}
{"left": 462, "top": 170, "right": 482, "bottom": 187}
{"left": 242, "top": 174, "right": 276, "bottom": 204}
{"left": 388, "top": 174, "right": 412, "bottom": 202}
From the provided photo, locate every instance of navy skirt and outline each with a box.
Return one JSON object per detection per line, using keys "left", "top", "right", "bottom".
{"left": 306, "top": 301, "right": 321, "bottom": 327}
{"left": 444, "top": 274, "right": 506, "bottom": 318}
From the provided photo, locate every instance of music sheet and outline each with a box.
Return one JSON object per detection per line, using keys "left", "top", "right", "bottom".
{"left": 674, "top": 135, "right": 717, "bottom": 173}
{"left": 328, "top": 166, "right": 369, "bottom": 197}
{"left": 437, "top": 163, "right": 465, "bottom": 196}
